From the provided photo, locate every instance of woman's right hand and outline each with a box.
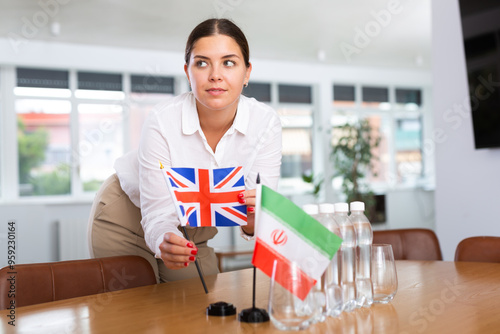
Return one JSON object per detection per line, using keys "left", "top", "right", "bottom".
{"left": 159, "top": 232, "right": 198, "bottom": 269}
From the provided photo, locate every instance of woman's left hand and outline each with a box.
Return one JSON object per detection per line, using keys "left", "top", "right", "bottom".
{"left": 238, "top": 189, "right": 256, "bottom": 235}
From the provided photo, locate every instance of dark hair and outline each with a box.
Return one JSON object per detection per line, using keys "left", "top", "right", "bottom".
{"left": 185, "top": 18, "right": 250, "bottom": 68}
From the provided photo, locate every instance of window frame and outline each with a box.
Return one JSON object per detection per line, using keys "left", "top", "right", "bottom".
{"left": 244, "top": 81, "right": 317, "bottom": 196}
{"left": 0, "top": 66, "right": 180, "bottom": 202}
{"left": 0, "top": 64, "right": 432, "bottom": 204}
{"left": 331, "top": 83, "right": 429, "bottom": 195}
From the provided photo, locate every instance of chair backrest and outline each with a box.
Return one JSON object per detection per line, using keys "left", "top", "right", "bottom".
{"left": 0, "top": 255, "right": 156, "bottom": 309}
{"left": 454, "top": 236, "right": 500, "bottom": 263}
{"left": 373, "top": 228, "right": 443, "bottom": 261}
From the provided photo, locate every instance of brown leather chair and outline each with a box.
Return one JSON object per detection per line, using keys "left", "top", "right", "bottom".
{"left": 454, "top": 236, "right": 500, "bottom": 263}
{"left": 0, "top": 255, "right": 156, "bottom": 309}
{"left": 373, "top": 228, "right": 443, "bottom": 261}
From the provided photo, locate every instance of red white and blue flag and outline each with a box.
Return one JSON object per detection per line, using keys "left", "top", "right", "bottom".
{"left": 161, "top": 166, "right": 247, "bottom": 227}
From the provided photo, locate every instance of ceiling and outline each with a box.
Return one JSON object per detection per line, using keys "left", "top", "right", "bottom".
{"left": 0, "top": 0, "right": 432, "bottom": 69}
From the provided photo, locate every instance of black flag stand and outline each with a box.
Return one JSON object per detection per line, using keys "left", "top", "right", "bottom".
{"left": 238, "top": 266, "right": 269, "bottom": 323}
{"left": 238, "top": 174, "right": 270, "bottom": 323}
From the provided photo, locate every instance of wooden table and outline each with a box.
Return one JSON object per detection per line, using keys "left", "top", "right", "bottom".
{"left": 2, "top": 261, "right": 500, "bottom": 333}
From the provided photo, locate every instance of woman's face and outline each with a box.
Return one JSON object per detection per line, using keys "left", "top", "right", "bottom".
{"left": 184, "top": 34, "right": 252, "bottom": 116}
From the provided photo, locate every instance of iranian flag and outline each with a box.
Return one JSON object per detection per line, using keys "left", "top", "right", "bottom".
{"left": 252, "top": 185, "right": 342, "bottom": 300}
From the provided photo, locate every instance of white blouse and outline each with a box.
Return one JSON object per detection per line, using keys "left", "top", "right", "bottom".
{"left": 115, "top": 92, "right": 282, "bottom": 258}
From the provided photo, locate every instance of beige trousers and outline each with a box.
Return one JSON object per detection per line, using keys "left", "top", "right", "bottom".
{"left": 88, "top": 174, "right": 220, "bottom": 283}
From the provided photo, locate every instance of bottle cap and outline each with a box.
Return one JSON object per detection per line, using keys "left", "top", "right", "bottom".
{"left": 334, "top": 202, "right": 349, "bottom": 213}
{"left": 319, "top": 203, "right": 335, "bottom": 214}
{"left": 302, "top": 204, "right": 319, "bottom": 215}
{"left": 350, "top": 201, "right": 365, "bottom": 211}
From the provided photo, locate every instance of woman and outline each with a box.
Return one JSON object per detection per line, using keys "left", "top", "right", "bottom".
{"left": 89, "top": 18, "right": 282, "bottom": 283}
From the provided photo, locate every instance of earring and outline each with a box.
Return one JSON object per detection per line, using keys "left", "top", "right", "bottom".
{"left": 244, "top": 82, "right": 248, "bottom": 88}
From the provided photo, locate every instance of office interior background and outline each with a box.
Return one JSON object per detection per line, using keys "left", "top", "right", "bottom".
{"left": 0, "top": 0, "right": 499, "bottom": 267}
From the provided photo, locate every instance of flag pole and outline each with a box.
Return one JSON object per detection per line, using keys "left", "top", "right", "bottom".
{"left": 160, "top": 161, "right": 208, "bottom": 293}
{"left": 182, "top": 226, "right": 208, "bottom": 294}
{"left": 238, "top": 173, "right": 269, "bottom": 323}
{"left": 251, "top": 173, "right": 261, "bottom": 309}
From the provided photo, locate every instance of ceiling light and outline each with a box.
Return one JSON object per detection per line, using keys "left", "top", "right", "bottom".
{"left": 50, "top": 21, "right": 61, "bottom": 37}
{"left": 317, "top": 49, "right": 326, "bottom": 62}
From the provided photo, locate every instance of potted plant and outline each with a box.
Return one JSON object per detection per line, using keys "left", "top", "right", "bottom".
{"left": 330, "top": 118, "right": 381, "bottom": 220}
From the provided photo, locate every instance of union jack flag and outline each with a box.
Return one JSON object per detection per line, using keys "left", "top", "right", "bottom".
{"left": 162, "top": 166, "right": 247, "bottom": 227}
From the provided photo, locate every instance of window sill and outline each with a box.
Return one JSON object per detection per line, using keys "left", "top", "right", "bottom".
{"left": 0, "top": 194, "right": 96, "bottom": 206}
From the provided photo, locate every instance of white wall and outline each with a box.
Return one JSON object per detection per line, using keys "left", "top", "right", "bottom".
{"left": 385, "top": 188, "right": 435, "bottom": 230}
{"left": 432, "top": 0, "right": 500, "bottom": 260}
{"left": 0, "top": 203, "right": 90, "bottom": 267}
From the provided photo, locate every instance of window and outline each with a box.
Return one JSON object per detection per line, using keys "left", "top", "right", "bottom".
{"left": 76, "top": 71, "right": 125, "bottom": 192}
{"left": 278, "top": 84, "right": 312, "bottom": 104}
{"left": 242, "top": 82, "right": 314, "bottom": 193}
{"left": 15, "top": 68, "right": 72, "bottom": 196}
{"left": 330, "top": 112, "right": 390, "bottom": 187}
{"left": 129, "top": 75, "right": 175, "bottom": 150}
{"left": 5, "top": 68, "right": 178, "bottom": 198}
{"left": 395, "top": 88, "right": 421, "bottom": 109}
{"left": 333, "top": 85, "right": 388, "bottom": 185}
{"left": 332, "top": 84, "right": 424, "bottom": 190}
{"left": 333, "top": 84, "right": 356, "bottom": 108}
{"left": 3, "top": 65, "right": 429, "bottom": 201}
{"left": 362, "top": 86, "right": 390, "bottom": 109}
{"left": 242, "top": 82, "right": 271, "bottom": 102}
{"left": 277, "top": 84, "right": 314, "bottom": 193}
{"left": 395, "top": 118, "right": 422, "bottom": 182}
{"left": 395, "top": 88, "right": 423, "bottom": 184}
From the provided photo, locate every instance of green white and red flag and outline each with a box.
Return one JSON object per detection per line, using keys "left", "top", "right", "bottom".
{"left": 252, "top": 185, "right": 342, "bottom": 300}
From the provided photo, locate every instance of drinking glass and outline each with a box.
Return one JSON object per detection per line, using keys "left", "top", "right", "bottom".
{"left": 371, "top": 244, "right": 398, "bottom": 303}
{"left": 268, "top": 260, "right": 316, "bottom": 331}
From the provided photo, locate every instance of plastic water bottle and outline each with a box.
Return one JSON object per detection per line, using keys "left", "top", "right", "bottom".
{"left": 350, "top": 201, "right": 374, "bottom": 307}
{"left": 317, "top": 203, "right": 343, "bottom": 317}
{"left": 302, "top": 204, "right": 326, "bottom": 323}
{"left": 334, "top": 202, "right": 357, "bottom": 312}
